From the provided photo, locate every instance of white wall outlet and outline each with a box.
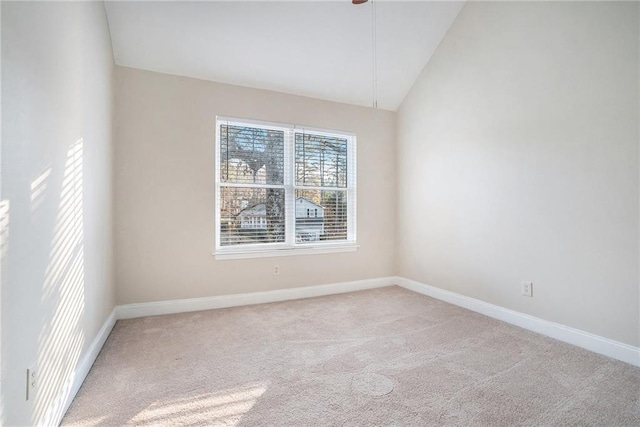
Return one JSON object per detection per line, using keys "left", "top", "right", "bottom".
{"left": 522, "top": 281, "right": 533, "bottom": 297}
{"left": 26, "top": 363, "right": 37, "bottom": 401}
{"left": 273, "top": 265, "right": 280, "bottom": 276}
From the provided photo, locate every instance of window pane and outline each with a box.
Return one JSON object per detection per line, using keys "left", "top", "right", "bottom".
{"left": 220, "top": 124, "right": 285, "bottom": 185}
{"left": 220, "top": 187, "right": 285, "bottom": 246}
{"left": 295, "top": 133, "right": 347, "bottom": 188}
{"left": 295, "top": 190, "right": 347, "bottom": 242}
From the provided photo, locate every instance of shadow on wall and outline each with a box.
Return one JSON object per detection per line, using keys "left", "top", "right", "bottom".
{"left": 0, "top": 200, "right": 9, "bottom": 425}
{"left": 33, "top": 138, "right": 86, "bottom": 425}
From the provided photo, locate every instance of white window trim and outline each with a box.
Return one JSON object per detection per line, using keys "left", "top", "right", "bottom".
{"left": 214, "top": 116, "right": 357, "bottom": 259}
{"left": 214, "top": 243, "right": 359, "bottom": 260}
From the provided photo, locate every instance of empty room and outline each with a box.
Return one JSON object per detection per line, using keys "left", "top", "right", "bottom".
{"left": 2, "top": 0, "right": 639, "bottom": 425}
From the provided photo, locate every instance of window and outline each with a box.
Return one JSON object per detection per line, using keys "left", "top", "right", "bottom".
{"left": 215, "top": 117, "right": 357, "bottom": 259}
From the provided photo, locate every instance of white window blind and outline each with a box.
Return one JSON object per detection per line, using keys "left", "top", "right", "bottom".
{"left": 215, "top": 117, "right": 356, "bottom": 257}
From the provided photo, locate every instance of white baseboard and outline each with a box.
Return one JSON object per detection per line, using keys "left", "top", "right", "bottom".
{"left": 40, "top": 309, "right": 117, "bottom": 427}
{"left": 396, "top": 276, "right": 640, "bottom": 367}
{"left": 116, "top": 277, "right": 396, "bottom": 320}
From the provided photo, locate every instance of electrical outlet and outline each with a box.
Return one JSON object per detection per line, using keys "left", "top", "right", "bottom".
{"left": 522, "top": 281, "right": 533, "bottom": 297}
{"left": 273, "top": 265, "right": 280, "bottom": 276}
{"left": 26, "top": 363, "right": 37, "bottom": 401}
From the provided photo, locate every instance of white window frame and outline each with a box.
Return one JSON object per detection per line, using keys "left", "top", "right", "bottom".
{"left": 214, "top": 116, "right": 357, "bottom": 260}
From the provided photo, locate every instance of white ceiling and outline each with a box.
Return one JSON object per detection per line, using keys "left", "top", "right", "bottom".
{"left": 105, "top": 1, "right": 464, "bottom": 111}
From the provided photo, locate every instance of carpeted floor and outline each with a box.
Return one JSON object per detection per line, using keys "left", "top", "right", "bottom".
{"left": 62, "top": 286, "right": 640, "bottom": 426}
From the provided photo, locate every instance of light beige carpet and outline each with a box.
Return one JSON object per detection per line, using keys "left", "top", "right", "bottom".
{"left": 62, "top": 286, "right": 640, "bottom": 426}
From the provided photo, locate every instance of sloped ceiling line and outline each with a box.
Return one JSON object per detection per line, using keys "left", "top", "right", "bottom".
{"left": 105, "top": 1, "right": 464, "bottom": 111}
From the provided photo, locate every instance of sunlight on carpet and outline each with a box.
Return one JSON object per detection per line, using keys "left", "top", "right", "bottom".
{"left": 127, "top": 384, "right": 267, "bottom": 426}
{"left": 61, "top": 287, "right": 640, "bottom": 426}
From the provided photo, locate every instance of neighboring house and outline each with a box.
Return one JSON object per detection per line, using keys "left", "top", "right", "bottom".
{"left": 238, "top": 203, "right": 268, "bottom": 229}
{"left": 237, "top": 197, "right": 325, "bottom": 241}
{"left": 295, "top": 197, "right": 325, "bottom": 242}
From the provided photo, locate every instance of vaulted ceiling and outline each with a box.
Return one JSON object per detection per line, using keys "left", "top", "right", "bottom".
{"left": 105, "top": 1, "right": 464, "bottom": 111}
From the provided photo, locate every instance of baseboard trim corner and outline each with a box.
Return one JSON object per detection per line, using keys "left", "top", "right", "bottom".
{"left": 395, "top": 276, "right": 640, "bottom": 367}
{"left": 41, "top": 308, "right": 117, "bottom": 426}
{"left": 116, "top": 276, "right": 397, "bottom": 320}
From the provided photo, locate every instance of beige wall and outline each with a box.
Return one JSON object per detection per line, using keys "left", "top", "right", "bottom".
{"left": 114, "top": 66, "right": 396, "bottom": 304}
{"left": 397, "top": 1, "right": 639, "bottom": 346}
{"left": 1, "top": 1, "right": 115, "bottom": 425}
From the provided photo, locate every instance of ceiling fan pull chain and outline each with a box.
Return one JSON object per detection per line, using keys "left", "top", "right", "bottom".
{"left": 371, "top": 0, "right": 378, "bottom": 109}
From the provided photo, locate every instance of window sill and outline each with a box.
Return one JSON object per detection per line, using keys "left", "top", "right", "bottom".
{"left": 214, "top": 244, "right": 359, "bottom": 260}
